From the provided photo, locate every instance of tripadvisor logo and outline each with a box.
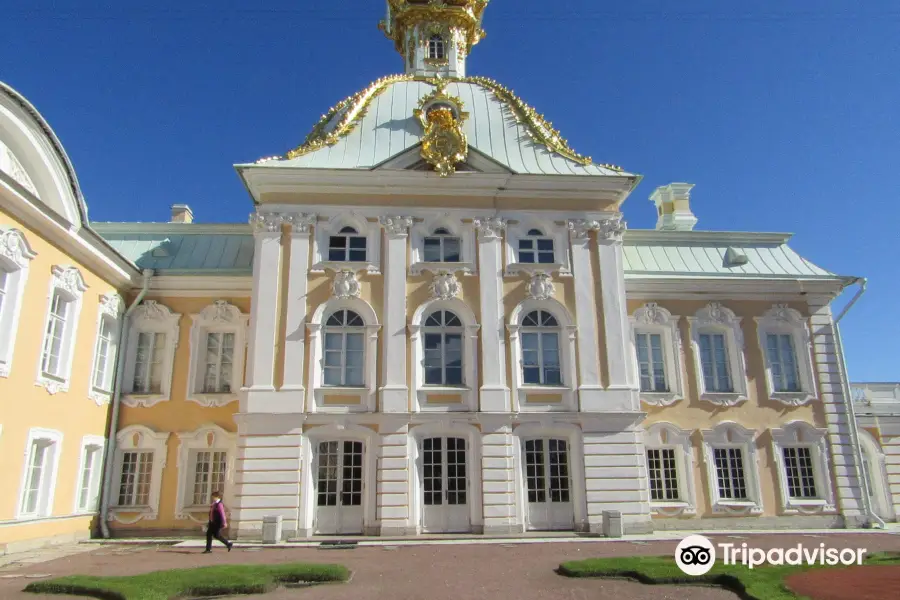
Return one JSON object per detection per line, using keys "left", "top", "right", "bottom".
{"left": 675, "top": 534, "right": 867, "bottom": 575}
{"left": 675, "top": 535, "right": 716, "bottom": 576}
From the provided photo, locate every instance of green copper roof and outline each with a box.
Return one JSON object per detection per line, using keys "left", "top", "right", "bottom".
{"left": 91, "top": 223, "right": 253, "bottom": 274}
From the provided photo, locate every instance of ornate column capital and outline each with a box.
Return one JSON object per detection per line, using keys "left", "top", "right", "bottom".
{"left": 596, "top": 217, "right": 627, "bottom": 243}
{"left": 473, "top": 216, "right": 507, "bottom": 241}
{"left": 248, "top": 211, "right": 290, "bottom": 235}
{"left": 285, "top": 212, "right": 317, "bottom": 235}
{"left": 567, "top": 219, "right": 600, "bottom": 242}
{"left": 379, "top": 215, "right": 414, "bottom": 237}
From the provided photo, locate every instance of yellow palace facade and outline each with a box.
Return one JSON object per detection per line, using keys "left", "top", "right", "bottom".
{"left": 2, "top": 1, "right": 897, "bottom": 553}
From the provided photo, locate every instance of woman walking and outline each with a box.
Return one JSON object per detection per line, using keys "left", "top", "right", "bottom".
{"left": 204, "top": 491, "right": 233, "bottom": 553}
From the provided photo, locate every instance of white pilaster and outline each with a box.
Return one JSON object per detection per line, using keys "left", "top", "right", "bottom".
{"left": 231, "top": 413, "right": 305, "bottom": 541}
{"left": 379, "top": 216, "right": 413, "bottom": 413}
{"left": 582, "top": 417, "right": 653, "bottom": 534}
{"left": 378, "top": 418, "right": 413, "bottom": 535}
{"left": 479, "top": 417, "right": 517, "bottom": 534}
{"left": 474, "top": 217, "right": 510, "bottom": 412}
{"left": 282, "top": 214, "right": 315, "bottom": 392}
{"left": 597, "top": 218, "right": 638, "bottom": 411}
{"left": 807, "top": 297, "right": 866, "bottom": 525}
{"left": 246, "top": 212, "right": 285, "bottom": 392}
{"left": 567, "top": 220, "right": 604, "bottom": 411}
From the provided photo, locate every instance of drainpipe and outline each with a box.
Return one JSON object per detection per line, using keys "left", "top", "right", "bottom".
{"left": 831, "top": 278, "right": 884, "bottom": 528}
{"left": 99, "top": 269, "right": 153, "bottom": 538}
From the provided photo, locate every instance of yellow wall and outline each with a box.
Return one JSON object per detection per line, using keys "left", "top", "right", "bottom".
{"left": 627, "top": 298, "right": 835, "bottom": 518}
{"left": 0, "top": 210, "right": 123, "bottom": 545}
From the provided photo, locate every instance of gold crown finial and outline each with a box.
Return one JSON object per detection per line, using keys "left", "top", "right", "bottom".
{"left": 379, "top": 0, "right": 489, "bottom": 59}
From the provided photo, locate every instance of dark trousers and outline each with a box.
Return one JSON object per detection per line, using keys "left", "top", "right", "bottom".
{"left": 206, "top": 522, "right": 229, "bottom": 551}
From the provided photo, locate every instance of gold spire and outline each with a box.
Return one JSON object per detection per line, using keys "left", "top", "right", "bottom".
{"left": 379, "top": 0, "right": 489, "bottom": 59}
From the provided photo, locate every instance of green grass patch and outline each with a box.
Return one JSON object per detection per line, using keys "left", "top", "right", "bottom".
{"left": 23, "top": 562, "right": 350, "bottom": 600}
{"left": 558, "top": 553, "right": 900, "bottom": 600}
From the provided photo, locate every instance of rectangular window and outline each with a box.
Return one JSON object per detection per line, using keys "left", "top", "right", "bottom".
{"left": 323, "top": 332, "right": 364, "bottom": 386}
{"left": 699, "top": 333, "right": 733, "bottom": 392}
{"left": 191, "top": 450, "right": 228, "bottom": 506}
{"left": 92, "top": 317, "right": 116, "bottom": 392}
{"left": 21, "top": 441, "right": 54, "bottom": 516}
{"left": 783, "top": 446, "right": 817, "bottom": 498}
{"left": 328, "top": 234, "right": 366, "bottom": 262}
{"left": 636, "top": 332, "right": 668, "bottom": 392}
{"left": 423, "top": 332, "right": 463, "bottom": 385}
{"left": 521, "top": 331, "right": 561, "bottom": 386}
{"left": 133, "top": 332, "right": 165, "bottom": 394}
{"left": 647, "top": 448, "right": 680, "bottom": 501}
{"left": 423, "top": 236, "right": 461, "bottom": 262}
{"left": 203, "top": 332, "right": 235, "bottom": 393}
{"left": 517, "top": 238, "right": 554, "bottom": 264}
{"left": 118, "top": 451, "right": 153, "bottom": 506}
{"left": 41, "top": 290, "right": 69, "bottom": 377}
{"left": 77, "top": 445, "right": 102, "bottom": 512}
{"left": 713, "top": 447, "right": 748, "bottom": 500}
{"left": 766, "top": 333, "right": 801, "bottom": 392}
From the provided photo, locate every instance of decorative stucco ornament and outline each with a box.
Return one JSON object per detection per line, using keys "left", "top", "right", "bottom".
{"left": 379, "top": 215, "right": 414, "bottom": 236}
{"left": 138, "top": 300, "right": 169, "bottom": 321}
{"left": 332, "top": 270, "right": 361, "bottom": 299}
{"left": 473, "top": 216, "right": 506, "bottom": 239}
{"left": 417, "top": 105, "right": 468, "bottom": 176}
{"left": 597, "top": 217, "right": 627, "bottom": 242}
{"left": 635, "top": 302, "right": 668, "bottom": 325}
{"left": 526, "top": 272, "right": 555, "bottom": 301}
{"left": 202, "top": 300, "right": 237, "bottom": 324}
{"left": 430, "top": 271, "right": 460, "bottom": 300}
{"left": 706, "top": 301, "right": 731, "bottom": 324}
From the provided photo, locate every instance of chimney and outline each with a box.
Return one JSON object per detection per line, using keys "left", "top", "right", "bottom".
{"left": 170, "top": 204, "right": 193, "bottom": 224}
{"left": 650, "top": 183, "right": 697, "bottom": 231}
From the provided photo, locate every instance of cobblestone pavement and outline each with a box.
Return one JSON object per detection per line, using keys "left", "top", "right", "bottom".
{"left": 1, "top": 532, "right": 898, "bottom": 600}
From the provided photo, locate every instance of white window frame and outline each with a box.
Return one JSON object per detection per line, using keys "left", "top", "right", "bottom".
{"left": 16, "top": 427, "right": 63, "bottom": 519}
{"left": 427, "top": 34, "right": 446, "bottom": 60}
{"left": 508, "top": 298, "right": 578, "bottom": 412}
{"left": 504, "top": 217, "right": 571, "bottom": 276}
{"left": 754, "top": 304, "right": 817, "bottom": 406}
{"left": 110, "top": 425, "right": 169, "bottom": 523}
{"left": 687, "top": 302, "right": 748, "bottom": 407}
{"left": 73, "top": 434, "right": 105, "bottom": 513}
{"left": 629, "top": 303, "right": 684, "bottom": 407}
{"left": 35, "top": 266, "right": 87, "bottom": 394}
{"left": 174, "top": 424, "right": 236, "bottom": 522}
{"left": 700, "top": 422, "right": 763, "bottom": 515}
{"left": 121, "top": 301, "right": 181, "bottom": 408}
{"left": 409, "top": 215, "right": 475, "bottom": 275}
{"left": 770, "top": 421, "right": 835, "bottom": 514}
{"left": 186, "top": 300, "right": 248, "bottom": 407}
{"left": 312, "top": 213, "right": 381, "bottom": 274}
{"left": 88, "top": 293, "right": 123, "bottom": 405}
{"left": 409, "top": 298, "right": 479, "bottom": 412}
{"left": 306, "top": 297, "right": 381, "bottom": 413}
{"left": 643, "top": 423, "right": 696, "bottom": 516}
{"left": 0, "top": 228, "right": 37, "bottom": 377}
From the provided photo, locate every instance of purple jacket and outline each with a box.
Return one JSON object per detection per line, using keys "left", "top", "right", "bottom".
{"left": 209, "top": 501, "right": 227, "bottom": 528}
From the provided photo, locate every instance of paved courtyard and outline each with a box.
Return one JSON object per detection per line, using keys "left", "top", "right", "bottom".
{"left": 1, "top": 532, "right": 898, "bottom": 600}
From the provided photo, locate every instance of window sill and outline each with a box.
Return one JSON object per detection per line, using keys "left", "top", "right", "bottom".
{"left": 421, "top": 385, "right": 471, "bottom": 392}
{"left": 699, "top": 392, "right": 747, "bottom": 407}
{"left": 121, "top": 393, "right": 169, "bottom": 408}
{"left": 712, "top": 500, "right": 763, "bottom": 515}
{"left": 409, "top": 261, "right": 475, "bottom": 276}
{"left": 769, "top": 391, "right": 817, "bottom": 407}
{"left": 650, "top": 501, "right": 697, "bottom": 516}
{"left": 520, "top": 385, "right": 571, "bottom": 391}
{"left": 505, "top": 262, "right": 570, "bottom": 277}
{"left": 187, "top": 393, "right": 239, "bottom": 408}
{"left": 89, "top": 387, "right": 112, "bottom": 406}
{"left": 311, "top": 261, "right": 380, "bottom": 275}
{"left": 639, "top": 392, "right": 682, "bottom": 407}
{"left": 36, "top": 373, "right": 69, "bottom": 395}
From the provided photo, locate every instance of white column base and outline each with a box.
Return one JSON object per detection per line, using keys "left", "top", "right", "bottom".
{"left": 479, "top": 387, "right": 511, "bottom": 412}
{"left": 379, "top": 386, "right": 410, "bottom": 413}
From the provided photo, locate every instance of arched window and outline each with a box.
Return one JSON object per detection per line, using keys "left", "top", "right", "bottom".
{"left": 423, "top": 310, "right": 463, "bottom": 386}
{"left": 423, "top": 227, "right": 461, "bottom": 263}
{"left": 428, "top": 34, "right": 446, "bottom": 60}
{"left": 328, "top": 226, "right": 367, "bottom": 262}
{"left": 518, "top": 229, "right": 555, "bottom": 264}
{"left": 520, "top": 310, "right": 561, "bottom": 385}
{"left": 323, "top": 309, "right": 365, "bottom": 387}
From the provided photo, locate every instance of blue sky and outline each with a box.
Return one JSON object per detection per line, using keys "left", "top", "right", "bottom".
{"left": 2, "top": 0, "right": 898, "bottom": 380}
